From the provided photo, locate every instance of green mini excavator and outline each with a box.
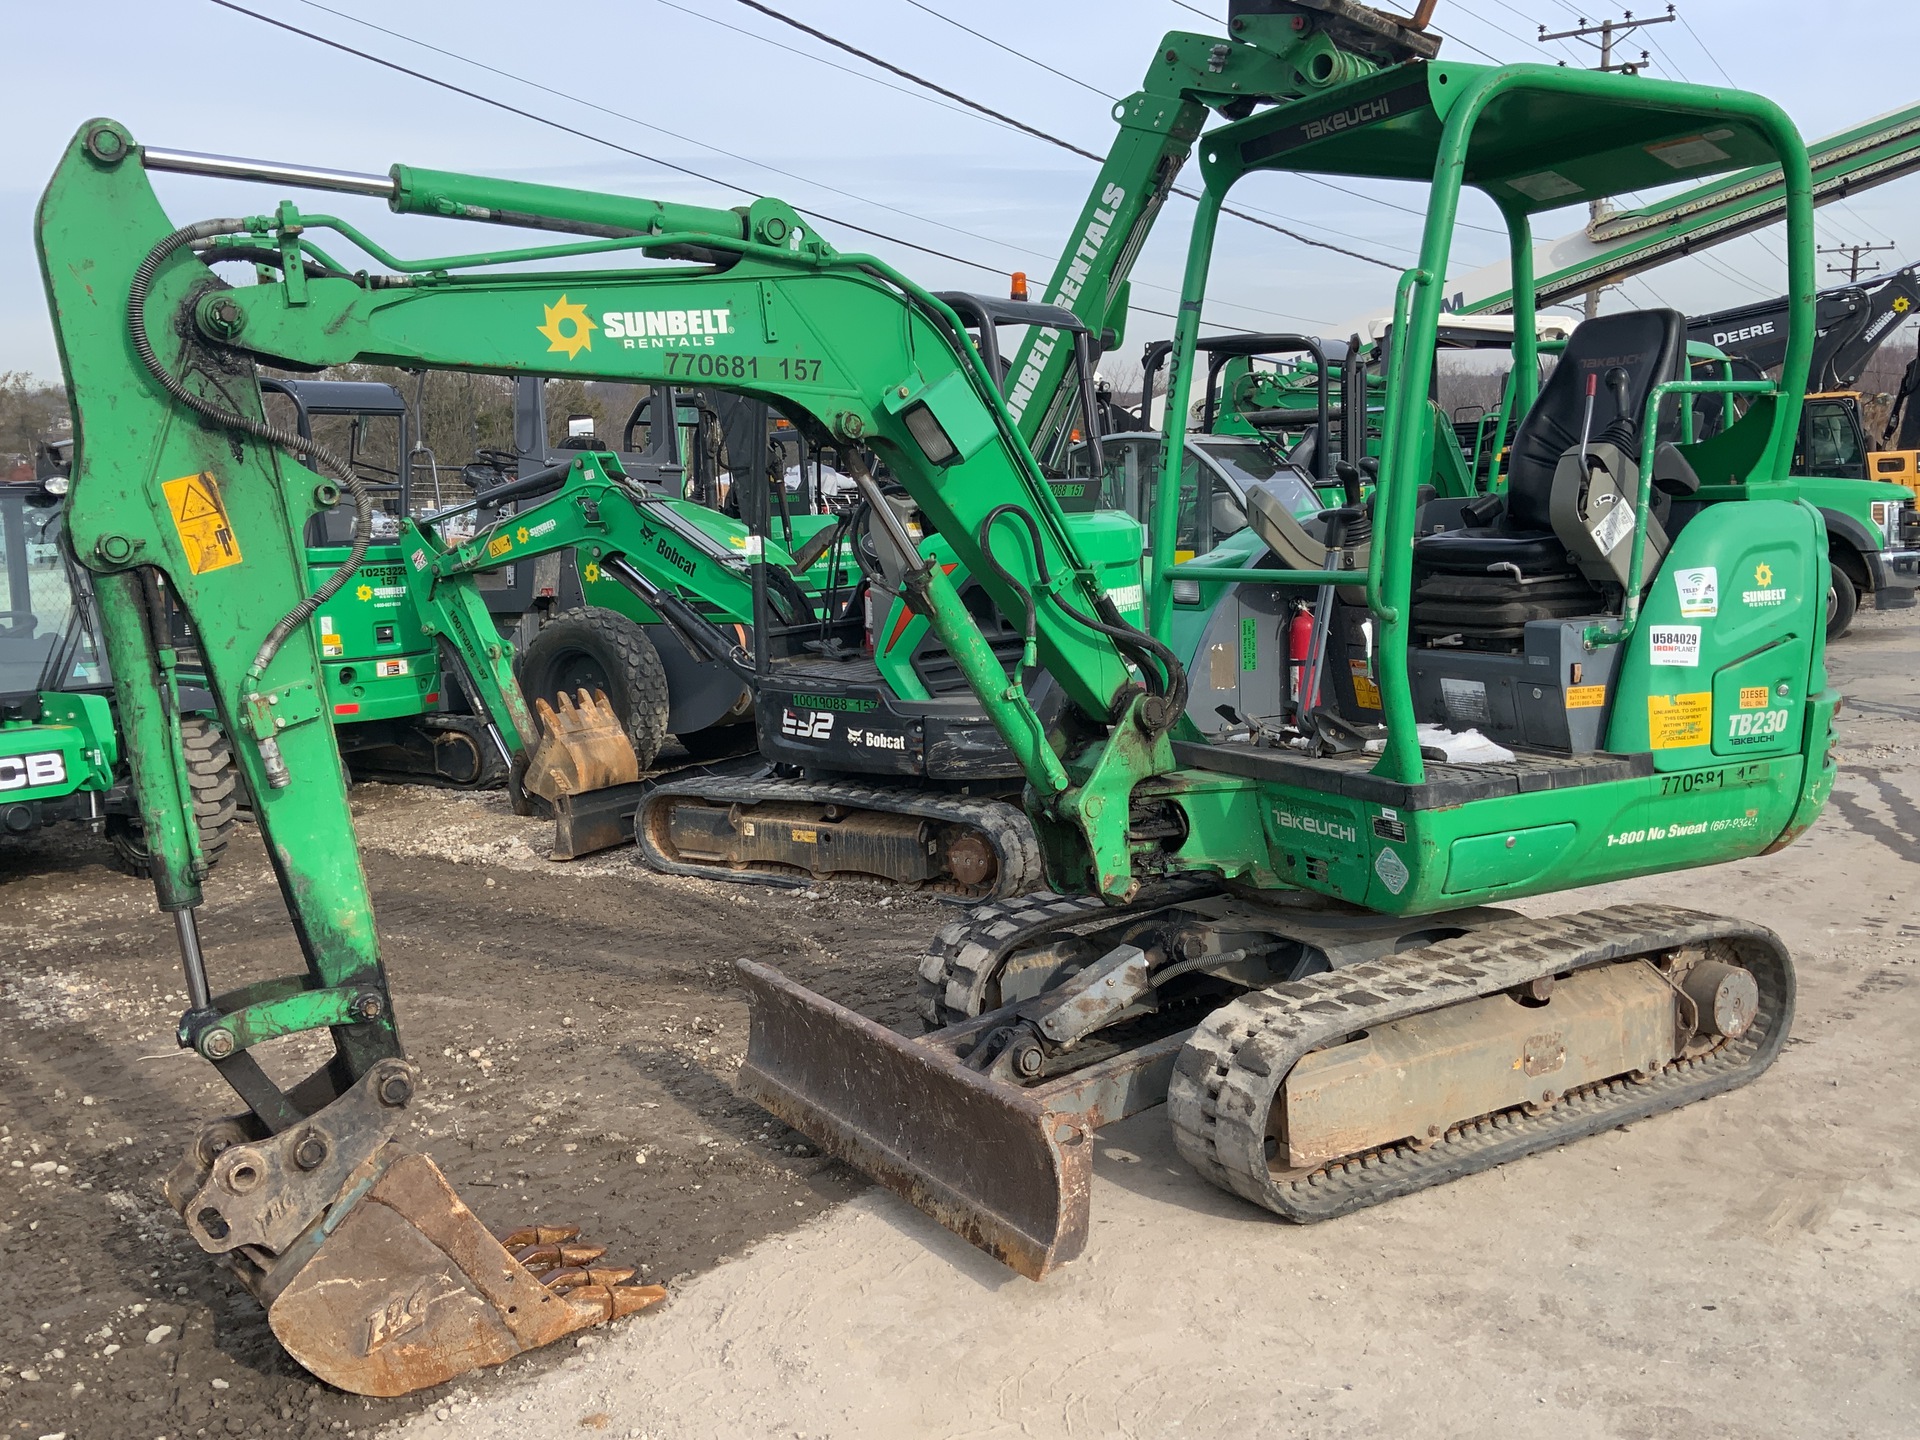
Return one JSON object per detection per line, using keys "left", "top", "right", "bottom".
{"left": 36, "top": 0, "right": 1834, "bottom": 1399}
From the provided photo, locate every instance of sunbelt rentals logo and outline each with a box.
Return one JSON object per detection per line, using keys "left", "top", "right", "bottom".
{"left": 538, "top": 295, "right": 597, "bottom": 359}
{"left": 1742, "top": 561, "right": 1785, "bottom": 607}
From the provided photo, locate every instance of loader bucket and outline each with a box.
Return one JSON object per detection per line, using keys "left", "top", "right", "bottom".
{"left": 739, "top": 961, "right": 1129, "bottom": 1279}
{"left": 521, "top": 688, "right": 641, "bottom": 805}
{"left": 260, "top": 1146, "right": 665, "bottom": 1396}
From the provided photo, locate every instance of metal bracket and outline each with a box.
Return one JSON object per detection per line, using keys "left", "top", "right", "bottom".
{"left": 244, "top": 677, "right": 322, "bottom": 741}
{"left": 171, "top": 1058, "right": 418, "bottom": 1256}
{"left": 1031, "top": 944, "right": 1157, "bottom": 1045}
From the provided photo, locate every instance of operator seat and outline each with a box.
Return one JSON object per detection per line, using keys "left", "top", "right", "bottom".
{"left": 1410, "top": 308, "right": 1686, "bottom": 646}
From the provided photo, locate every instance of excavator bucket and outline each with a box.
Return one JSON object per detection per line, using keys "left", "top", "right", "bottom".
{"left": 521, "top": 688, "right": 641, "bottom": 801}
{"left": 519, "top": 689, "right": 645, "bottom": 860}
{"left": 263, "top": 1149, "right": 663, "bottom": 1396}
{"left": 736, "top": 961, "right": 1187, "bottom": 1278}
{"left": 164, "top": 1065, "right": 664, "bottom": 1396}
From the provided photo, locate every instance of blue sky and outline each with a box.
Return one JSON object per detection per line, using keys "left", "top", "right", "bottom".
{"left": 3, "top": 0, "right": 1913, "bottom": 382}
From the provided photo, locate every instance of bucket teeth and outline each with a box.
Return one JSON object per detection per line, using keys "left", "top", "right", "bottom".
{"left": 263, "top": 1149, "right": 667, "bottom": 1397}
{"left": 541, "top": 1264, "right": 638, "bottom": 1290}
{"left": 565, "top": 1282, "right": 670, "bottom": 1322}
{"left": 522, "top": 688, "right": 640, "bottom": 803}
{"left": 494, "top": 1224, "right": 581, "bottom": 1248}
{"left": 511, "top": 1240, "right": 607, "bottom": 1271}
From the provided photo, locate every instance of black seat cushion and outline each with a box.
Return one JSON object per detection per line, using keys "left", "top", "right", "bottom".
{"left": 1412, "top": 570, "right": 1603, "bottom": 645}
{"left": 1411, "top": 527, "right": 1571, "bottom": 575}
{"left": 1504, "top": 308, "right": 1686, "bottom": 532}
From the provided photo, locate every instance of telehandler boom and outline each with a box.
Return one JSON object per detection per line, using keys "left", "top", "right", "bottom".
{"left": 37, "top": 0, "right": 1833, "bottom": 1397}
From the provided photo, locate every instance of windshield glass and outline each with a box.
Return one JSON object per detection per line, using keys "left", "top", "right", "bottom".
{"left": 1193, "top": 438, "right": 1321, "bottom": 515}
{"left": 1089, "top": 436, "right": 1321, "bottom": 559}
{"left": 1, "top": 492, "right": 103, "bottom": 700}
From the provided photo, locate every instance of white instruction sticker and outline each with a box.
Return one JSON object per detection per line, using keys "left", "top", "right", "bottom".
{"left": 1590, "top": 497, "right": 1635, "bottom": 554}
{"left": 1649, "top": 625, "right": 1701, "bottom": 667}
{"left": 1674, "top": 566, "right": 1718, "bottom": 618}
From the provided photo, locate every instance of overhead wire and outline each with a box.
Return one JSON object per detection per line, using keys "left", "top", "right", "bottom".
{"left": 1676, "top": 10, "right": 1736, "bottom": 85}
{"left": 727, "top": 0, "right": 1403, "bottom": 270}
{"left": 903, "top": 0, "right": 1117, "bottom": 100}
{"left": 205, "top": 0, "right": 1027, "bottom": 276}
{"left": 210, "top": 0, "right": 1332, "bottom": 331}
{"left": 287, "top": 0, "right": 1072, "bottom": 274}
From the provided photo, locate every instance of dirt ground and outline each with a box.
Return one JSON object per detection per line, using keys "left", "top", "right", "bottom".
{"left": 0, "top": 765, "right": 956, "bottom": 1440}
{"left": 4, "top": 606, "right": 1919, "bottom": 1440}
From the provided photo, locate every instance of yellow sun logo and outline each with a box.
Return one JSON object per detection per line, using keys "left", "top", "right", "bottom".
{"left": 583, "top": 562, "right": 601, "bottom": 583}
{"left": 537, "top": 295, "right": 597, "bottom": 359}
{"left": 1754, "top": 562, "right": 1773, "bottom": 586}
{"left": 516, "top": 526, "right": 530, "bottom": 544}
{"left": 355, "top": 583, "right": 373, "bottom": 601}
{"left": 1896, "top": 296, "right": 1912, "bottom": 314}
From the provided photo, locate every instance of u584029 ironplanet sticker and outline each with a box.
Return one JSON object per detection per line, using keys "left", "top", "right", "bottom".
{"left": 1648, "top": 625, "right": 1701, "bottom": 666}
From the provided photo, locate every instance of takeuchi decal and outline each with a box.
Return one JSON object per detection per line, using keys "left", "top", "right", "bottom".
{"left": 538, "top": 295, "right": 597, "bottom": 359}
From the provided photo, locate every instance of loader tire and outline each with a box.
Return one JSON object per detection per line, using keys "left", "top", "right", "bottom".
{"left": 1826, "top": 562, "right": 1857, "bottom": 641}
{"left": 108, "top": 716, "right": 241, "bottom": 879}
{"left": 516, "top": 607, "right": 670, "bottom": 771}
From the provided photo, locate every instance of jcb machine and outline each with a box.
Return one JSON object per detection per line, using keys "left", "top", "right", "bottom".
{"left": 1, "top": 463, "right": 239, "bottom": 872}
{"left": 38, "top": 0, "right": 1832, "bottom": 1398}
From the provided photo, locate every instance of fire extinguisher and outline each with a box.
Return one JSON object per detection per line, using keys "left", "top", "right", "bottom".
{"left": 1287, "top": 602, "right": 1315, "bottom": 713}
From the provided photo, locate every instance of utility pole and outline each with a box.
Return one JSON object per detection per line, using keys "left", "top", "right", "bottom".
{"left": 1539, "top": 7, "right": 1680, "bottom": 318}
{"left": 1820, "top": 241, "right": 1897, "bottom": 283}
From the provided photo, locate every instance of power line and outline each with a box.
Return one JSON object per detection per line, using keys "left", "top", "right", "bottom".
{"left": 728, "top": 0, "right": 1402, "bottom": 269}
{"left": 651, "top": 0, "right": 1025, "bottom": 137}
{"left": 1538, "top": 7, "right": 1677, "bottom": 76}
{"left": 289, "top": 0, "right": 1065, "bottom": 274}
{"left": 903, "top": 0, "right": 1116, "bottom": 100}
{"left": 1676, "top": 10, "right": 1735, "bottom": 84}
{"left": 209, "top": 1, "right": 1329, "bottom": 336}
{"left": 292, "top": 0, "right": 1347, "bottom": 329}
{"left": 206, "top": 0, "right": 1012, "bottom": 276}
{"left": 1821, "top": 241, "right": 1899, "bottom": 284}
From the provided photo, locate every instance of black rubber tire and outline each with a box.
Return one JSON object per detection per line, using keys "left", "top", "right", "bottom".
{"left": 107, "top": 715, "right": 241, "bottom": 879}
{"left": 515, "top": 606, "right": 670, "bottom": 770}
{"left": 1826, "top": 562, "right": 1857, "bottom": 642}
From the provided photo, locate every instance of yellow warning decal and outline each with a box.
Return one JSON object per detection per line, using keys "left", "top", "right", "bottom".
{"left": 1565, "top": 684, "right": 1608, "bottom": 709}
{"left": 487, "top": 534, "right": 514, "bottom": 558}
{"left": 791, "top": 828, "right": 818, "bottom": 843}
{"left": 161, "top": 472, "right": 242, "bottom": 574}
{"left": 1648, "top": 692, "right": 1711, "bottom": 749}
{"left": 1738, "top": 686, "right": 1770, "bottom": 709}
{"left": 1350, "top": 664, "right": 1381, "bottom": 710}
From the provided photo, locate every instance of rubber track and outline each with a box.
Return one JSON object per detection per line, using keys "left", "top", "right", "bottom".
{"left": 346, "top": 715, "right": 509, "bottom": 791}
{"left": 914, "top": 876, "right": 1225, "bottom": 1029}
{"left": 637, "top": 775, "right": 1043, "bottom": 901}
{"left": 1167, "top": 902, "right": 1795, "bottom": 1223}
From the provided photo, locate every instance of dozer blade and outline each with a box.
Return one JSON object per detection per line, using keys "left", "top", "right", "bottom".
{"left": 737, "top": 961, "right": 1185, "bottom": 1278}
{"left": 164, "top": 1061, "right": 664, "bottom": 1397}
{"left": 522, "top": 688, "right": 640, "bottom": 805}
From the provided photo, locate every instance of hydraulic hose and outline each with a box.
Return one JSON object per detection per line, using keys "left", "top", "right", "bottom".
{"left": 977, "top": 503, "right": 1188, "bottom": 737}
{"left": 128, "top": 219, "right": 375, "bottom": 785}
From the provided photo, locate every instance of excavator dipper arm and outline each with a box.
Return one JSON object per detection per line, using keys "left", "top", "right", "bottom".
{"left": 34, "top": 118, "right": 1167, "bottom": 1391}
